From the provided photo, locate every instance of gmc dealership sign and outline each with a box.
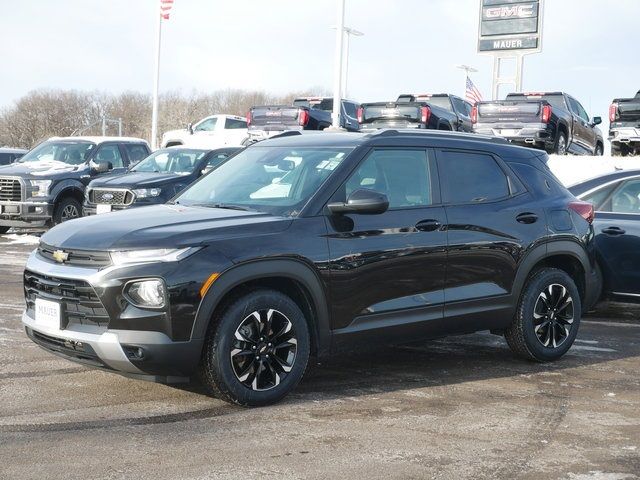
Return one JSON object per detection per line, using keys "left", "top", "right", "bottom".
{"left": 478, "top": 0, "right": 542, "bottom": 53}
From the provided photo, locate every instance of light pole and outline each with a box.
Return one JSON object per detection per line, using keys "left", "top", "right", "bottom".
{"left": 332, "top": 26, "right": 364, "bottom": 99}
{"left": 330, "top": 0, "right": 346, "bottom": 130}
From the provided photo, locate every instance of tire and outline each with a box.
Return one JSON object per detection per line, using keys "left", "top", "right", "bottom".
{"left": 0, "top": 226, "right": 10, "bottom": 234}
{"left": 554, "top": 132, "right": 568, "bottom": 155}
{"left": 53, "top": 197, "right": 82, "bottom": 225}
{"left": 199, "top": 288, "right": 310, "bottom": 406}
{"left": 505, "top": 268, "right": 581, "bottom": 362}
{"left": 595, "top": 144, "right": 604, "bottom": 156}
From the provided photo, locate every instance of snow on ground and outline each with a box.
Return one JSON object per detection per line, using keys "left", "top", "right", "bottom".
{"left": 548, "top": 154, "right": 640, "bottom": 187}
{"left": 1, "top": 234, "right": 41, "bottom": 245}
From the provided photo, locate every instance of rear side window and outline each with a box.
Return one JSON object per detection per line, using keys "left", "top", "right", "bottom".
{"left": 452, "top": 97, "right": 471, "bottom": 116}
{"left": 225, "top": 118, "right": 247, "bottom": 129}
{"left": 438, "top": 151, "right": 509, "bottom": 203}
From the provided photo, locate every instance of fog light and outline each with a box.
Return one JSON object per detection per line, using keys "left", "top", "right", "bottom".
{"left": 34, "top": 207, "right": 44, "bottom": 214}
{"left": 126, "top": 279, "right": 166, "bottom": 308}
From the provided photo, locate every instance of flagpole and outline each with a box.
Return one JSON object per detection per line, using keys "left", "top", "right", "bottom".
{"left": 150, "top": 8, "right": 162, "bottom": 150}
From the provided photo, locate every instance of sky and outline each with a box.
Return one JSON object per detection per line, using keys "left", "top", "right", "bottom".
{"left": 1, "top": 0, "right": 640, "bottom": 136}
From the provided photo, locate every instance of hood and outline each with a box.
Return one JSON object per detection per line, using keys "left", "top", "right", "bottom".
{"left": 0, "top": 160, "right": 85, "bottom": 178}
{"left": 89, "top": 171, "right": 191, "bottom": 188}
{"left": 41, "top": 204, "right": 292, "bottom": 250}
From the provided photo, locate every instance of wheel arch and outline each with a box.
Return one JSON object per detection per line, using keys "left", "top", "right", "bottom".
{"left": 192, "top": 258, "right": 331, "bottom": 357}
{"left": 51, "top": 182, "right": 85, "bottom": 206}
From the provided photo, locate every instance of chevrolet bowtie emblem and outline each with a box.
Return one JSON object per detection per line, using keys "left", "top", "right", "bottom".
{"left": 52, "top": 250, "right": 69, "bottom": 263}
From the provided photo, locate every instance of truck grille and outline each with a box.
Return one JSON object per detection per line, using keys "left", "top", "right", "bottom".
{"left": 24, "top": 270, "right": 110, "bottom": 328}
{"left": 38, "top": 243, "right": 112, "bottom": 268}
{"left": 0, "top": 177, "right": 22, "bottom": 201}
{"left": 89, "top": 188, "right": 134, "bottom": 206}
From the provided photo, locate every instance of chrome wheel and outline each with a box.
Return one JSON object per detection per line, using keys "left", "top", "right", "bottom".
{"left": 231, "top": 309, "right": 298, "bottom": 391}
{"left": 61, "top": 204, "right": 79, "bottom": 221}
{"left": 533, "top": 283, "right": 574, "bottom": 348}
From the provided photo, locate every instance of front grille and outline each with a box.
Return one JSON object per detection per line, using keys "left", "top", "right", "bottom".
{"left": 26, "top": 328, "right": 105, "bottom": 368}
{"left": 38, "top": 243, "right": 112, "bottom": 268}
{"left": 24, "top": 270, "right": 110, "bottom": 328}
{"left": 89, "top": 188, "right": 134, "bottom": 206}
{"left": 0, "top": 177, "right": 22, "bottom": 201}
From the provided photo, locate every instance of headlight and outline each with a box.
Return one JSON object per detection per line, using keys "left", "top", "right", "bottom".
{"left": 133, "top": 188, "right": 161, "bottom": 198}
{"left": 110, "top": 247, "right": 200, "bottom": 265}
{"left": 29, "top": 180, "right": 52, "bottom": 197}
{"left": 125, "top": 279, "right": 166, "bottom": 308}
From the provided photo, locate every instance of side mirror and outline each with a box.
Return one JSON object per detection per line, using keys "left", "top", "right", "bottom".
{"left": 592, "top": 116, "right": 602, "bottom": 126}
{"left": 93, "top": 161, "right": 112, "bottom": 174}
{"left": 187, "top": 123, "right": 194, "bottom": 134}
{"left": 327, "top": 189, "right": 389, "bottom": 215}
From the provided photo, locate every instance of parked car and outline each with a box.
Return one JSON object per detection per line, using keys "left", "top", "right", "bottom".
{"left": 22, "top": 130, "right": 598, "bottom": 406}
{"left": 609, "top": 90, "right": 640, "bottom": 156}
{"left": 83, "top": 147, "right": 240, "bottom": 216}
{"left": 0, "top": 137, "right": 150, "bottom": 233}
{"left": 245, "top": 97, "right": 360, "bottom": 144}
{"left": 569, "top": 170, "right": 640, "bottom": 304}
{"left": 358, "top": 93, "right": 473, "bottom": 132}
{"left": 161, "top": 115, "right": 248, "bottom": 149}
{"left": 0, "top": 147, "right": 27, "bottom": 165}
{"left": 473, "top": 92, "right": 604, "bottom": 155}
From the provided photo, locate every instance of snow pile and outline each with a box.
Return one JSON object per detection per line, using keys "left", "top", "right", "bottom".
{"left": 1, "top": 234, "right": 40, "bottom": 245}
{"left": 547, "top": 155, "right": 640, "bottom": 187}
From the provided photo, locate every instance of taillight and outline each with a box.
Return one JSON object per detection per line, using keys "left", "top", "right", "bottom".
{"left": 356, "top": 107, "right": 364, "bottom": 124}
{"left": 541, "top": 105, "right": 552, "bottom": 123}
{"left": 421, "top": 106, "right": 431, "bottom": 124}
{"left": 609, "top": 103, "right": 618, "bottom": 122}
{"left": 568, "top": 201, "right": 594, "bottom": 224}
{"left": 470, "top": 105, "right": 478, "bottom": 124}
{"left": 298, "top": 109, "right": 309, "bottom": 126}
{"left": 246, "top": 110, "right": 252, "bottom": 126}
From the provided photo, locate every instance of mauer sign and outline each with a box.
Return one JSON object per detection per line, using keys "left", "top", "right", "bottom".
{"left": 478, "top": 0, "right": 542, "bottom": 53}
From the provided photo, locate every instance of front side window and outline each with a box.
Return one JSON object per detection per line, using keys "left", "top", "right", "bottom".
{"left": 19, "top": 141, "right": 95, "bottom": 165}
{"left": 95, "top": 145, "right": 124, "bottom": 168}
{"left": 203, "top": 153, "right": 231, "bottom": 174}
{"left": 124, "top": 144, "right": 149, "bottom": 164}
{"left": 439, "top": 150, "right": 510, "bottom": 203}
{"left": 581, "top": 183, "right": 619, "bottom": 210}
{"left": 194, "top": 118, "right": 218, "bottom": 132}
{"left": 605, "top": 179, "right": 640, "bottom": 214}
{"left": 345, "top": 149, "right": 432, "bottom": 209}
{"left": 176, "top": 146, "right": 352, "bottom": 216}
{"left": 132, "top": 149, "right": 207, "bottom": 175}
{"left": 452, "top": 97, "right": 471, "bottom": 116}
{"left": 343, "top": 102, "right": 357, "bottom": 118}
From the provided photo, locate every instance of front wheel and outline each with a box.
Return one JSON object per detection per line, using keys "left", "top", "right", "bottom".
{"left": 505, "top": 268, "right": 581, "bottom": 362}
{"left": 199, "top": 289, "right": 310, "bottom": 406}
{"left": 53, "top": 197, "right": 82, "bottom": 225}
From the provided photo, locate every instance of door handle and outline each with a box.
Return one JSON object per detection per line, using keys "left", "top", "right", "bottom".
{"left": 516, "top": 212, "right": 538, "bottom": 224}
{"left": 601, "top": 226, "right": 626, "bottom": 235}
{"left": 415, "top": 219, "right": 442, "bottom": 232}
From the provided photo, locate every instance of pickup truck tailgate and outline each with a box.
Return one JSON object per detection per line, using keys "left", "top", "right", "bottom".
{"left": 617, "top": 100, "right": 640, "bottom": 121}
{"left": 361, "top": 103, "right": 424, "bottom": 129}
{"left": 249, "top": 106, "right": 305, "bottom": 131}
{"left": 477, "top": 101, "right": 543, "bottom": 124}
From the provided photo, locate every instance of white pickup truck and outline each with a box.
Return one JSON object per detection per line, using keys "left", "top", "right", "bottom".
{"left": 160, "top": 114, "right": 248, "bottom": 149}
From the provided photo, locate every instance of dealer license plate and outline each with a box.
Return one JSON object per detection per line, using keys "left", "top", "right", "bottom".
{"left": 35, "top": 298, "right": 60, "bottom": 329}
{"left": 96, "top": 204, "right": 112, "bottom": 214}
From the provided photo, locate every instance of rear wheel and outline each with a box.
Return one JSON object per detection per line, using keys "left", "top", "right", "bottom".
{"left": 199, "top": 289, "right": 310, "bottom": 406}
{"left": 53, "top": 197, "right": 81, "bottom": 225}
{"left": 554, "top": 132, "right": 568, "bottom": 155}
{"left": 505, "top": 268, "right": 581, "bottom": 362}
{"left": 595, "top": 143, "right": 604, "bottom": 156}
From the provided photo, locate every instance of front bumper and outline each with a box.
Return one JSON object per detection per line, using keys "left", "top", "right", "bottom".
{"left": 0, "top": 201, "right": 53, "bottom": 227}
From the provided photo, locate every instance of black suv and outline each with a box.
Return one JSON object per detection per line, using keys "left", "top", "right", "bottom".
{"left": 22, "top": 131, "right": 598, "bottom": 406}
{"left": 83, "top": 147, "right": 239, "bottom": 216}
{"left": 0, "top": 137, "right": 150, "bottom": 232}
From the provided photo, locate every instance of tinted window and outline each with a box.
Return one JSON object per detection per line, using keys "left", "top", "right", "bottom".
{"left": 95, "top": 145, "right": 124, "bottom": 168}
{"left": 225, "top": 118, "right": 247, "bottom": 129}
{"left": 124, "top": 144, "right": 149, "bottom": 164}
{"left": 343, "top": 102, "right": 357, "bottom": 118}
{"left": 346, "top": 149, "right": 432, "bottom": 208}
{"left": 439, "top": 151, "right": 509, "bottom": 203}
{"left": 452, "top": 97, "right": 470, "bottom": 116}
{"left": 194, "top": 118, "right": 217, "bottom": 132}
{"left": 0, "top": 153, "right": 11, "bottom": 165}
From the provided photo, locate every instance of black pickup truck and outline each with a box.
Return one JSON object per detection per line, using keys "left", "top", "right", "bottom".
{"left": 358, "top": 93, "right": 473, "bottom": 132}
{"left": 609, "top": 90, "right": 640, "bottom": 156}
{"left": 245, "top": 97, "right": 360, "bottom": 145}
{"left": 473, "top": 92, "right": 604, "bottom": 155}
{"left": 0, "top": 136, "right": 150, "bottom": 233}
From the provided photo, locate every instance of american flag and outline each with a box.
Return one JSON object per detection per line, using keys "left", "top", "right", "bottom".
{"left": 465, "top": 76, "right": 483, "bottom": 105}
{"left": 160, "top": 0, "right": 174, "bottom": 20}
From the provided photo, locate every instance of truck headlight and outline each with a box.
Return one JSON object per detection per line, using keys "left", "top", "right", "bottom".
{"left": 29, "top": 180, "right": 52, "bottom": 197}
{"left": 125, "top": 279, "right": 166, "bottom": 308}
{"left": 133, "top": 188, "right": 161, "bottom": 198}
{"left": 110, "top": 247, "right": 200, "bottom": 265}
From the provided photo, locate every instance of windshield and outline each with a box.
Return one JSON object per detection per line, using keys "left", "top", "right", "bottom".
{"left": 132, "top": 149, "right": 207, "bottom": 174}
{"left": 19, "top": 141, "right": 95, "bottom": 165}
{"left": 176, "top": 146, "right": 352, "bottom": 216}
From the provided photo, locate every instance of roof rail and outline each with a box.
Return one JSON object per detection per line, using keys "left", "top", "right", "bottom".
{"left": 268, "top": 131, "right": 304, "bottom": 140}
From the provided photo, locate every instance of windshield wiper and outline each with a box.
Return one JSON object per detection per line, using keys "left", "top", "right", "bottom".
{"left": 192, "top": 202, "right": 254, "bottom": 211}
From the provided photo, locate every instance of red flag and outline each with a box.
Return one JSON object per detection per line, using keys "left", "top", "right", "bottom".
{"left": 160, "top": 0, "right": 174, "bottom": 20}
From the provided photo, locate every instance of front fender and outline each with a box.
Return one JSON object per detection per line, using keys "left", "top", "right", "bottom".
{"left": 50, "top": 179, "right": 86, "bottom": 203}
{"left": 191, "top": 258, "right": 331, "bottom": 355}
